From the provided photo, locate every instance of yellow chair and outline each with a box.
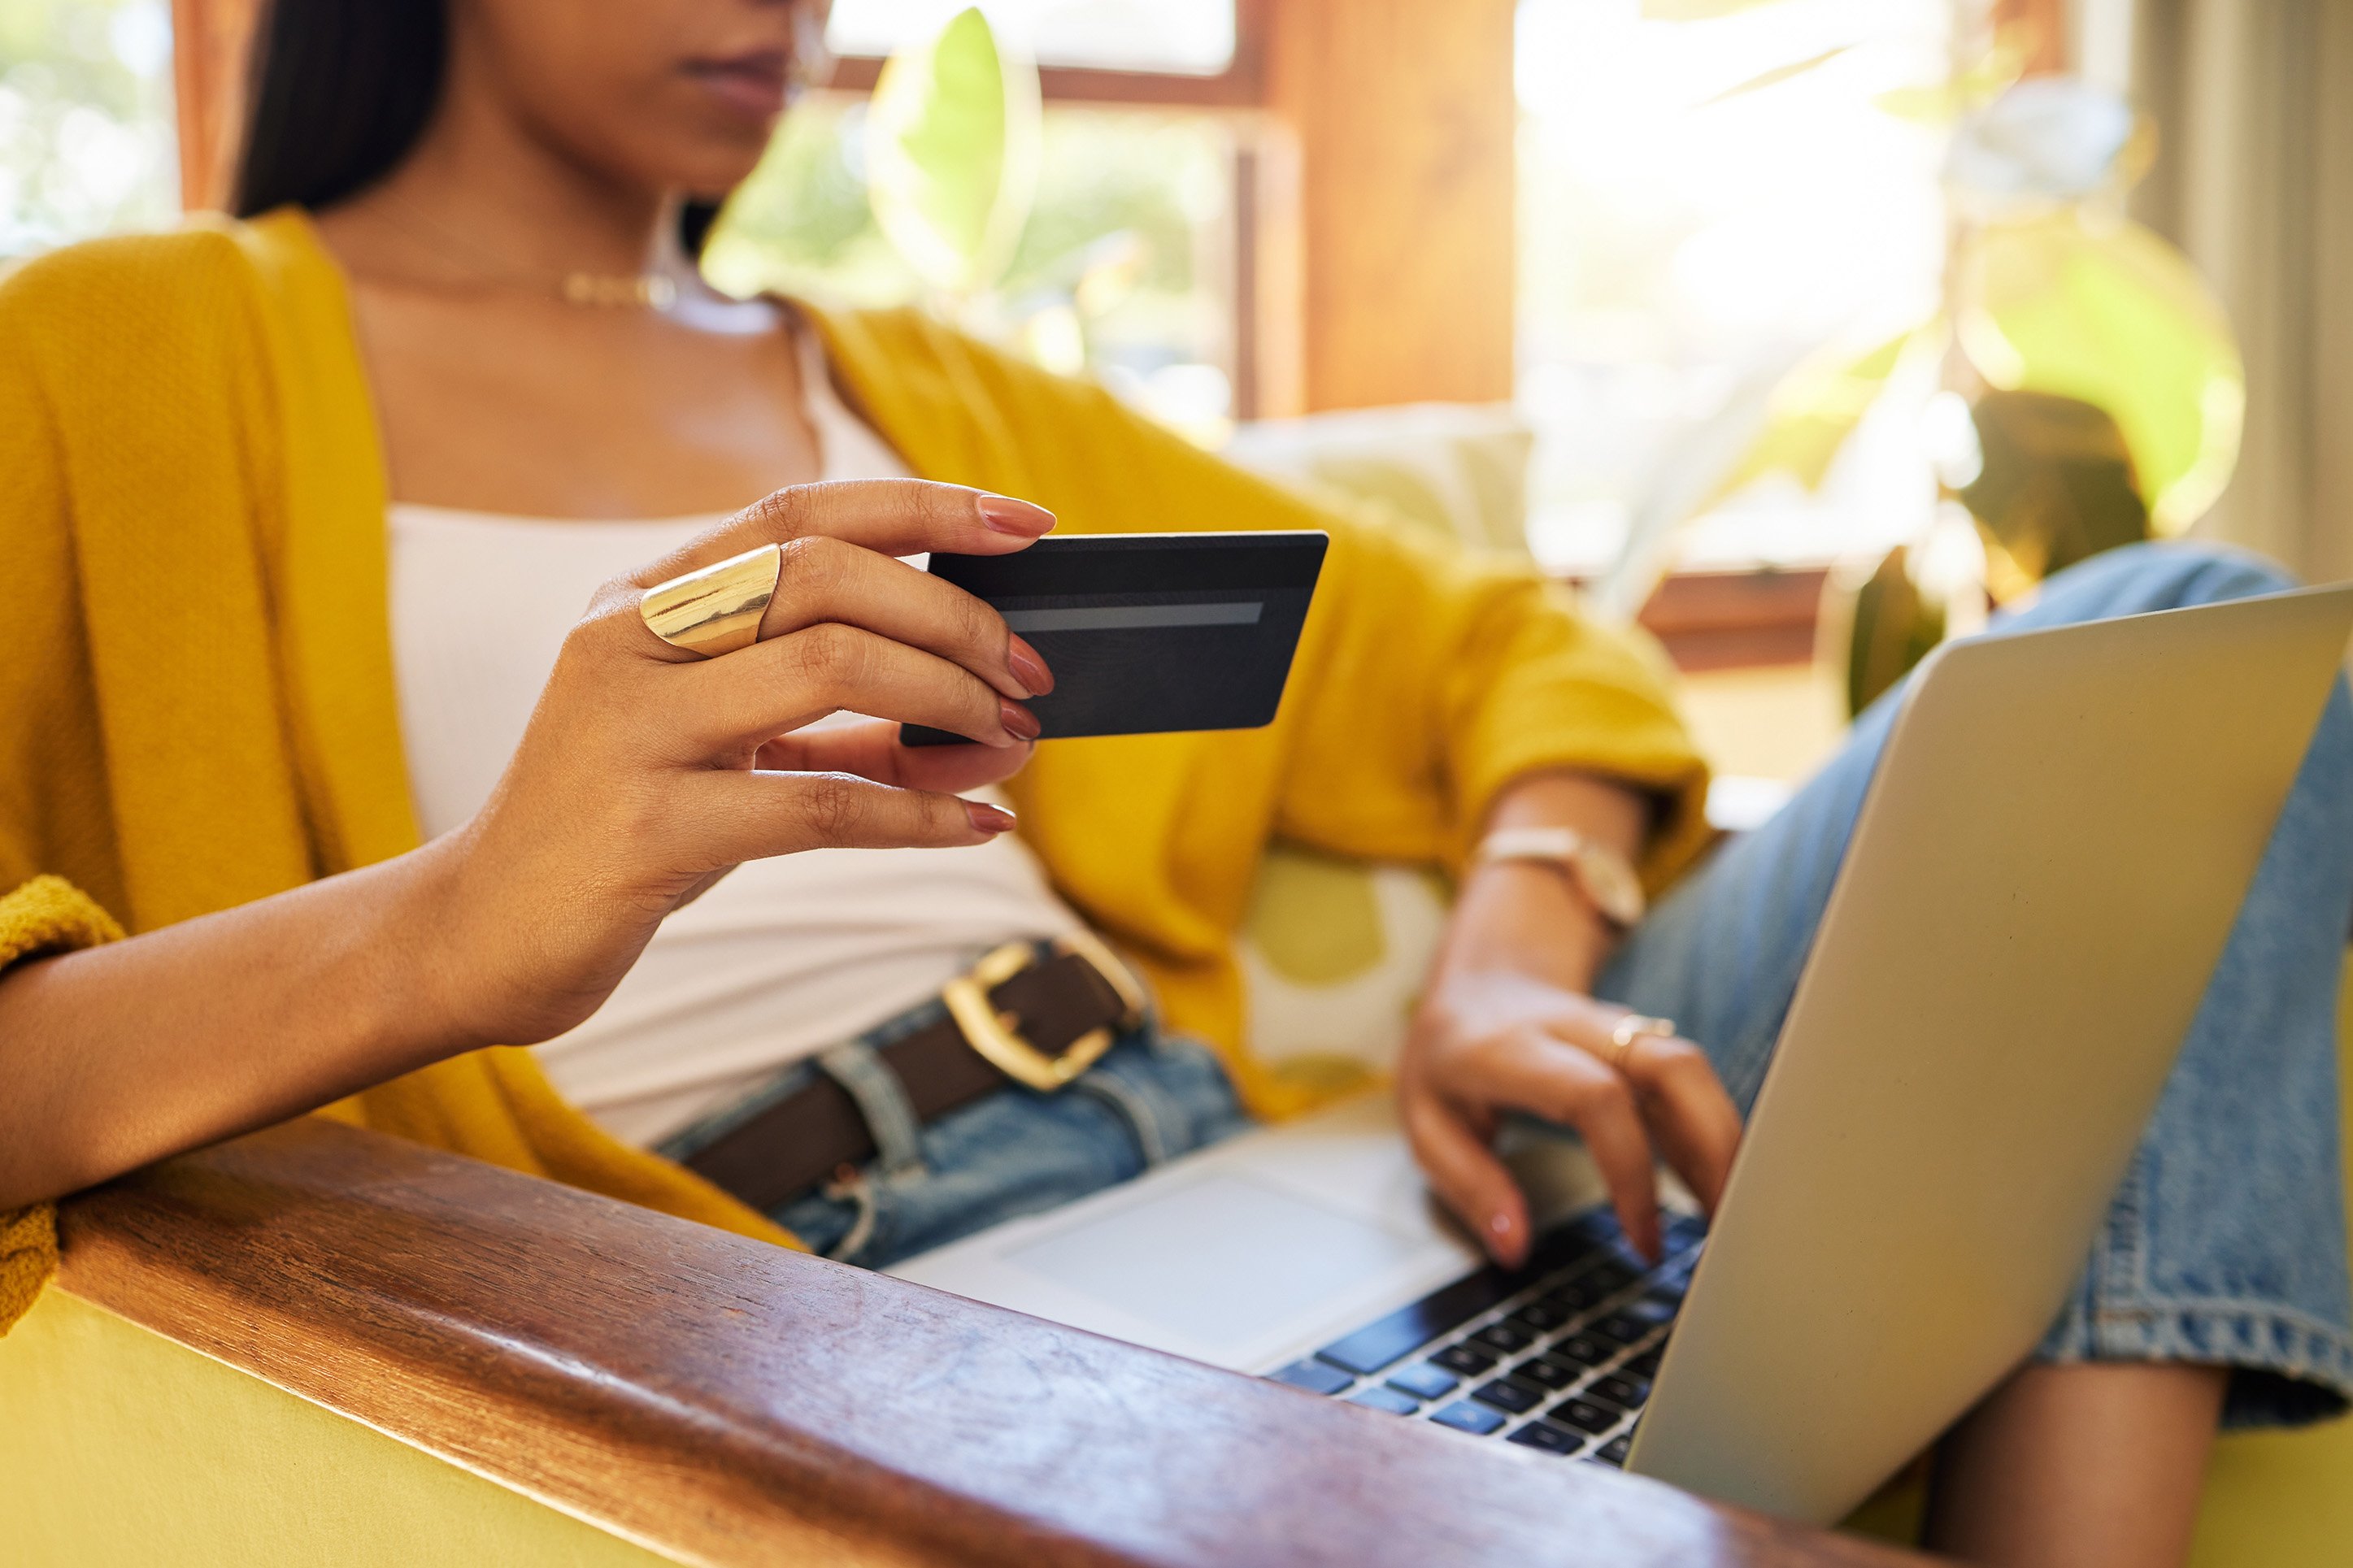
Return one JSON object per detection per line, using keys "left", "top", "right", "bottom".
{"left": 2186, "top": 962, "right": 2353, "bottom": 1565}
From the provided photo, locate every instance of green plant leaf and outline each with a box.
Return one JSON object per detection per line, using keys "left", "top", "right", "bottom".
{"left": 865, "top": 7, "right": 1042, "bottom": 298}
{"left": 1957, "top": 211, "right": 2243, "bottom": 532}
{"left": 1711, "top": 326, "right": 1929, "bottom": 502}
{"left": 1845, "top": 544, "right": 1946, "bottom": 716}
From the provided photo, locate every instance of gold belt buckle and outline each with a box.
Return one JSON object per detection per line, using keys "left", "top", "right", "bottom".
{"left": 941, "top": 929, "right": 1148, "bottom": 1093}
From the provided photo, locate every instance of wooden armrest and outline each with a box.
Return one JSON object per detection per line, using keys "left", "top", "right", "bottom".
{"left": 56, "top": 1120, "right": 1933, "bottom": 1566}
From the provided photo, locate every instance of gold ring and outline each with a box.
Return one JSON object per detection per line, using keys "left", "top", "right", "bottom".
{"left": 639, "top": 543, "right": 784, "bottom": 658}
{"left": 1605, "top": 1014, "right": 1677, "bottom": 1075}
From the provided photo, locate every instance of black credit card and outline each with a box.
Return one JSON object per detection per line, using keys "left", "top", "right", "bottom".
{"left": 901, "top": 531, "right": 1329, "bottom": 746}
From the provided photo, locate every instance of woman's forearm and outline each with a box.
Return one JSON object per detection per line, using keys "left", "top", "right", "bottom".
{"left": 0, "top": 482, "right": 1058, "bottom": 1212}
{"left": 1401, "top": 769, "right": 1739, "bottom": 1266}
{"left": 1432, "top": 769, "right": 1655, "bottom": 993}
{"left": 0, "top": 838, "right": 480, "bottom": 1210}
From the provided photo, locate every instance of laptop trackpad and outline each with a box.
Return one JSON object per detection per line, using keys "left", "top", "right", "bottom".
{"left": 1003, "top": 1172, "right": 1432, "bottom": 1357}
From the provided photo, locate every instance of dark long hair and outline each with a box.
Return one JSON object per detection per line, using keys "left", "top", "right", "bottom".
{"left": 231, "top": 0, "right": 448, "bottom": 218}
{"left": 229, "top": 0, "right": 724, "bottom": 250}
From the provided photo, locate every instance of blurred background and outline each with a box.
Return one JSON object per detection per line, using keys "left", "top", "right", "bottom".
{"left": 5, "top": 0, "right": 2349, "bottom": 786}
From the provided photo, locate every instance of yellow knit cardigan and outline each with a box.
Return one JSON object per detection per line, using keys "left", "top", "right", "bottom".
{"left": 0, "top": 210, "right": 1709, "bottom": 1333}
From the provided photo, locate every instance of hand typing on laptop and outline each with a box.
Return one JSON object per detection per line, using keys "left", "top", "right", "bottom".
{"left": 904, "top": 577, "right": 2353, "bottom": 1554}
{"left": 1399, "top": 770, "right": 1742, "bottom": 1268}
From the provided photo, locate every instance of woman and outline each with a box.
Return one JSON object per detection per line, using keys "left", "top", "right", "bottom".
{"left": 0, "top": 2, "right": 2345, "bottom": 1562}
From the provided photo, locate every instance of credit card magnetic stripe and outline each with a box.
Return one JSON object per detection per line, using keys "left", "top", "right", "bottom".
{"left": 1000, "top": 602, "right": 1265, "bottom": 633}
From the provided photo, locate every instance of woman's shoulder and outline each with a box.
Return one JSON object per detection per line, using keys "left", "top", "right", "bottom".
{"left": 1, "top": 226, "right": 254, "bottom": 381}
{"left": 0, "top": 215, "right": 326, "bottom": 476}
{"left": 2, "top": 219, "right": 253, "bottom": 316}
{"left": 810, "top": 302, "right": 1107, "bottom": 405}
{"left": 807, "top": 300, "right": 1154, "bottom": 477}
{"left": 0, "top": 211, "right": 328, "bottom": 363}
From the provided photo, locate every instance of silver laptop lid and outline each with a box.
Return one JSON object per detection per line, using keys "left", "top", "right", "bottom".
{"left": 1629, "top": 584, "right": 2353, "bottom": 1522}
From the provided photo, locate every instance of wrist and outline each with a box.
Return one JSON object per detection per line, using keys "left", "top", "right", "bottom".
{"left": 1470, "top": 823, "right": 1646, "bottom": 931}
{"left": 381, "top": 829, "right": 507, "bottom": 1057}
{"left": 1434, "top": 858, "right": 1616, "bottom": 997}
{"left": 1432, "top": 768, "right": 1654, "bottom": 997}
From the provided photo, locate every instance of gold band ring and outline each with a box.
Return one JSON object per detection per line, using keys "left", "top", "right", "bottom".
{"left": 639, "top": 543, "right": 784, "bottom": 658}
{"left": 1604, "top": 1014, "right": 1677, "bottom": 1075}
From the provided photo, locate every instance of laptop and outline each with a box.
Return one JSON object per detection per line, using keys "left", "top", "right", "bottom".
{"left": 893, "top": 582, "right": 2353, "bottom": 1524}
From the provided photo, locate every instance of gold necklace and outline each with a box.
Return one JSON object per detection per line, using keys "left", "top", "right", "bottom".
{"left": 389, "top": 196, "right": 679, "bottom": 311}
{"left": 556, "top": 271, "right": 679, "bottom": 310}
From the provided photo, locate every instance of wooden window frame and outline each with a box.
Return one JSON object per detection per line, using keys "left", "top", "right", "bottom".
{"left": 823, "top": 0, "right": 1272, "bottom": 109}
{"left": 829, "top": 0, "right": 1520, "bottom": 422}
{"left": 823, "top": 1, "right": 1283, "bottom": 417}
{"left": 170, "top": 0, "right": 262, "bottom": 212}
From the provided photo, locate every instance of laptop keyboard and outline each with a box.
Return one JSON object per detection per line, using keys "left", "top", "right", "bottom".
{"left": 1266, "top": 1204, "right": 1703, "bottom": 1466}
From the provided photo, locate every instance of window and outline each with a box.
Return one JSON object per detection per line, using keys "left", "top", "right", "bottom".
{"left": 706, "top": 94, "right": 1245, "bottom": 432}
{"left": 0, "top": 0, "right": 177, "bottom": 258}
{"left": 1516, "top": 0, "right": 1952, "bottom": 582}
{"left": 828, "top": 0, "right": 1238, "bottom": 77}
{"left": 711, "top": 5, "right": 1266, "bottom": 435}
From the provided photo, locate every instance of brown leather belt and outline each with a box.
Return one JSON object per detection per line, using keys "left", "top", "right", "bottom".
{"left": 681, "top": 938, "right": 1146, "bottom": 1214}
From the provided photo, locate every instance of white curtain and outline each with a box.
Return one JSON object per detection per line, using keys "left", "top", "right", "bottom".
{"left": 2113, "top": 0, "right": 2353, "bottom": 583}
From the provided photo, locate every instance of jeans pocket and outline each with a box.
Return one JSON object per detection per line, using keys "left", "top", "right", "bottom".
{"left": 774, "top": 1166, "right": 907, "bottom": 1267}
{"left": 770, "top": 1032, "right": 1252, "bottom": 1271}
{"left": 1140, "top": 1035, "right": 1252, "bottom": 1153}
{"left": 1068, "top": 1032, "right": 1250, "bottom": 1166}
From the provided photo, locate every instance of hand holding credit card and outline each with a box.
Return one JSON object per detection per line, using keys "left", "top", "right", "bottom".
{"left": 901, "top": 532, "right": 1329, "bottom": 746}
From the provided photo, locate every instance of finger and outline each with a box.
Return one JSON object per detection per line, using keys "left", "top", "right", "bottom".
{"left": 1542, "top": 1006, "right": 1742, "bottom": 1222}
{"left": 678, "top": 623, "right": 1036, "bottom": 757}
{"left": 690, "top": 769, "right": 1016, "bottom": 865}
{"left": 756, "top": 720, "right": 1034, "bottom": 793}
{"left": 628, "top": 480, "right": 1055, "bottom": 588}
{"left": 1448, "top": 1027, "right": 1665, "bottom": 1262}
{"left": 1400, "top": 1083, "right": 1531, "bottom": 1267}
{"left": 1619, "top": 1032, "right": 1744, "bottom": 1218}
{"left": 749, "top": 534, "right": 1054, "bottom": 701}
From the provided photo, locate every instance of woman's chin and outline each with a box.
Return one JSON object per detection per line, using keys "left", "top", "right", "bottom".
{"left": 635, "top": 140, "right": 770, "bottom": 208}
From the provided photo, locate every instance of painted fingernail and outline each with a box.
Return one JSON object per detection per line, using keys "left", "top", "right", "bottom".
{"left": 998, "top": 698, "right": 1042, "bottom": 742}
{"left": 1007, "top": 635, "right": 1055, "bottom": 697}
{"left": 964, "top": 799, "right": 1017, "bottom": 835}
{"left": 976, "top": 493, "right": 1055, "bottom": 536}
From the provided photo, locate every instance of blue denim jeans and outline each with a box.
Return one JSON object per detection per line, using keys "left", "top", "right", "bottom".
{"left": 666, "top": 541, "right": 2353, "bottom": 1429}
{"left": 658, "top": 988, "right": 1251, "bottom": 1270}
{"left": 1598, "top": 541, "right": 2353, "bottom": 1427}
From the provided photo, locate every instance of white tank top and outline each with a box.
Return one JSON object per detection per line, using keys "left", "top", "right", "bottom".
{"left": 387, "top": 316, "right": 1081, "bottom": 1146}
